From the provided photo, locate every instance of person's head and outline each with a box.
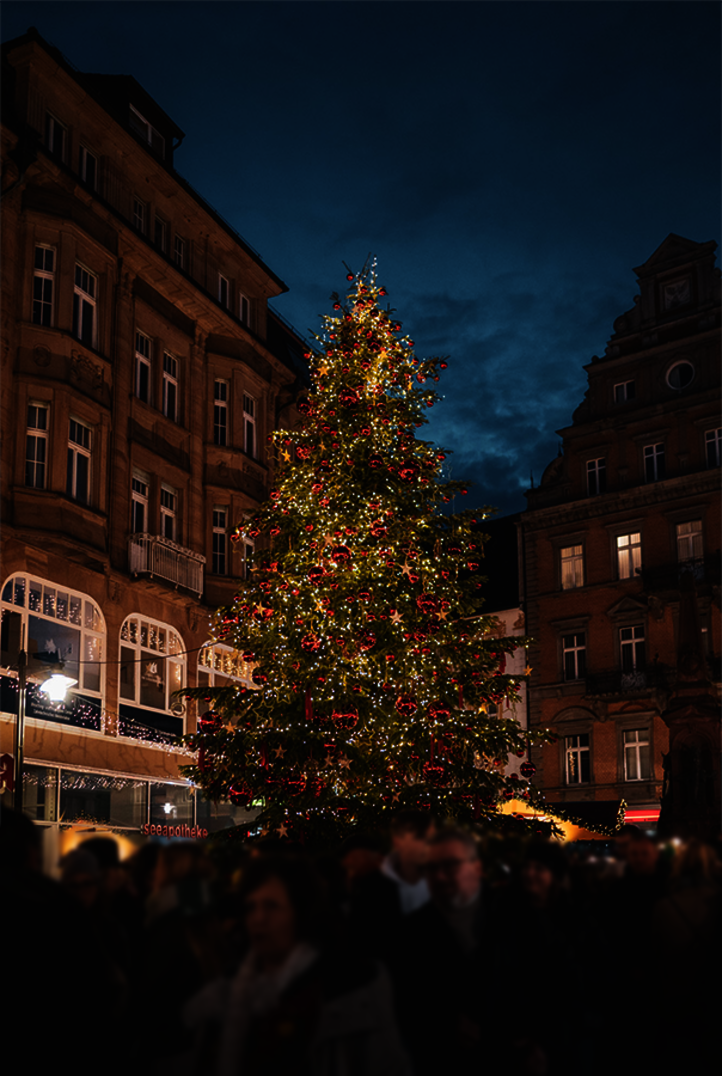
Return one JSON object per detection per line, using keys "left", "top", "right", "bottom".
{"left": 59, "top": 848, "right": 102, "bottom": 910}
{"left": 521, "top": 839, "right": 569, "bottom": 906}
{"left": 239, "top": 855, "right": 323, "bottom": 970}
{"left": 425, "top": 826, "right": 482, "bottom": 908}
{"left": 625, "top": 834, "right": 659, "bottom": 877}
{"left": 389, "top": 809, "right": 435, "bottom": 869}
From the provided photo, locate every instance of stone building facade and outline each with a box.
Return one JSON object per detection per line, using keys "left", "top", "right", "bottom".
{"left": 520, "top": 234, "right": 721, "bottom": 828}
{"left": 0, "top": 29, "right": 305, "bottom": 861}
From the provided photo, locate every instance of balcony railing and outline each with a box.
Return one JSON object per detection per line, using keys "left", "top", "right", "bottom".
{"left": 128, "top": 533, "right": 205, "bottom": 596}
{"left": 585, "top": 664, "right": 671, "bottom": 697}
{"left": 642, "top": 556, "right": 720, "bottom": 592}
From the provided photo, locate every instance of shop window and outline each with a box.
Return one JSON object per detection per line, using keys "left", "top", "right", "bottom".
{"left": 1, "top": 573, "right": 105, "bottom": 710}
{"left": 197, "top": 641, "right": 255, "bottom": 690}
{"left": 119, "top": 614, "right": 185, "bottom": 713}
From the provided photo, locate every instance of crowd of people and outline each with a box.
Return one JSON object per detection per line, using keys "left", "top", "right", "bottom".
{"left": 3, "top": 806, "right": 721, "bottom": 1076}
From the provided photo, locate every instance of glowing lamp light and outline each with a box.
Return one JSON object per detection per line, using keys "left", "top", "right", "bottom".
{"left": 39, "top": 673, "right": 77, "bottom": 703}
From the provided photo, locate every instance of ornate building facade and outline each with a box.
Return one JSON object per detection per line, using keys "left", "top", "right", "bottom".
{"left": 1, "top": 30, "right": 305, "bottom": 862}
{"left": 521, "top": 235, "right": 721, "bottom": 829}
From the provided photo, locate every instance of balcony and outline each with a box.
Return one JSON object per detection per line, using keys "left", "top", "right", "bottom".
{"left": 642, "top": 556, "right": 720, "bottom": 593}
{"left": 585, "top": 664, "right": 671, "bottom": 698}
{"left": 128, "top": 534, "right": 205, "bottom": 596}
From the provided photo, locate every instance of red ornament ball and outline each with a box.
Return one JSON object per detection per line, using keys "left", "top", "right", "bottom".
{"left": 395, "top": 694, "right": 418, "bottom": 719}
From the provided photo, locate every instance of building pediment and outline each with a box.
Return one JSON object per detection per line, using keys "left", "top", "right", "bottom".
{"left": 606, "top": 595, "right": 648, "bottom": 620}
{"left": 634, "top": 234, "right": 717, "bottom": 277}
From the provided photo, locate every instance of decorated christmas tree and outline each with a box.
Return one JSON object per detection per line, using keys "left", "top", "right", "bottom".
{"left": 182, "top": 261, "right": 546, "bottom": 842}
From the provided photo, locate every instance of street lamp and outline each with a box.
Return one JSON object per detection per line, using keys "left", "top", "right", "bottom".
{"left": 13, "top": 629, "right": 76, "bottom": 813}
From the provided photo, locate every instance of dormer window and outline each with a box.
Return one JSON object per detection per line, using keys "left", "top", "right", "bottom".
{"left": 129, "top": 105, "right": 165, "bottom": 158}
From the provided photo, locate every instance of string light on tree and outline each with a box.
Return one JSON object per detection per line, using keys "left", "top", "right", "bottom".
{"left": 182, "top": 260, "right": 551, "bottom": 843}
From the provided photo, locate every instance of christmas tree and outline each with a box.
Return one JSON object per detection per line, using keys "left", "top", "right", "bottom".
{"left": 182, "top": 262, "right": 545, "bottom": 842}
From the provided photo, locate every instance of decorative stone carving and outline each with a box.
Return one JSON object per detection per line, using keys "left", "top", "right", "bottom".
{"left": 71, "top": 351, "right": 103, "bottom": 388}
{"left": 33, "top": 345, "right": 51, "bottom": 367}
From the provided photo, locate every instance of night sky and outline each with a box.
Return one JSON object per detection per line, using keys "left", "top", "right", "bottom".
{"left": 3, "top": 2, "right": 720, "bottom": 517}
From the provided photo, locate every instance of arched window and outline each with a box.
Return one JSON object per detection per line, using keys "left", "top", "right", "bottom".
{"left": 118, "top": 615, "right": 186, "bottom": 743}
{"left": 197, "top": 641, "right": 255, "bottom": 689}
{"left": 1, "top": 573, "right": 105, "bottom": 730}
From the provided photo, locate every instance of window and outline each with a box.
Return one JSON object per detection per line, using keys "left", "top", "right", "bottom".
{"left": 45, "top": 113, "right": 66, "bottom": 159}
{"left": 218, "top": 274, "right": 229, "bottom": 308}
{"left": 623, "top": 729, "right": 651, "bottom": 781}
{"left": 212, "top": 506, "right": 227, "bottom": 575}
{"left": 154, "top": 216, "right": 167, "bottom": 252}
{"left": 133, "top": 198, "right": 146, "bottom": 233}
{"left": 2, "top": 574, "right": 104, "bottom": 699}
{"left": 129, "top": 105, "right": 165, "bottom": 157}
{"left": 617, "top": 533, "right": 642, "bottom": 580}
{"left": 560, "top": 545, "right": 584, "bottom": 590}
{"left": 243, "top": 393, "right": 256, "bottom": 457}
{"left": 67, "top": 419, "right": 91, "bottom": 504}
{"left": 160, "top": 485, "right": 177, "bottom": 541}
{"left": 174, "top": 235, "right": 186, "bottom": 270}
{"left": 214, "top": 380, "right": 228, "bottom": 446}
{"left": 131, "top": 473, "right": 149, "bottom": 533}
{"left": 676, "top": 520, "right": 702, "bottom": 563}
{"left": 705, "top": 428, "right": 721, "bottom": 468}
{"left": 644, "top": 443, "right": 665, "bottom": 482}
{"left": 32, "top": 245, "right": 55, "bottom": 326}
{"left": 119, "top": 615, "right": 184, "bottom": 713}
{"left": 239, "top": 292, "right": 250, "bottom": 326}
{"left": 565, "top": 734, "right": 590, "bottom": 785}
{"left": 614, "top": 380, "right": 635, "bottom": 404}
{"left": 79, "top": 146, "right": 97, "bottom": 189}
{"left": 162, "top": 353, "right": 178, "bottom": 422}
{"left": 135, "top": 331, "right": 152, "bottom": 403}
{"left": 562, "top": 633, "right": 586, "bottom": 681}
{"left": 72, "top": 265, "right": 96, "bottom": 348}
{"left": 198, "top": 642, "right": 255, "bottom": 690}
{"left": 25, "top": 404, "right": 49, "bottom": 489}
{"left": 666, "top": 361, "right": 694, "bottom": 390}
{"left": 586, "top": 457, "right": 606, "bottom": 496}
{"left": 620, "top": 625, "right": 645, "bottom": 674}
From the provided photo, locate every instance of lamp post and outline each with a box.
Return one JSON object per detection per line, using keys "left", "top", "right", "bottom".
{"left": 12, "top": 626, "right": 77, "bottom": 813}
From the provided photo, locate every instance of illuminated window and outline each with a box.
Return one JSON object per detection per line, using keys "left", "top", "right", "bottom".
{"left": 560, "top": 545, "right": 584, "bottom": 590}
{"left": 119, "top": 615, "right": 185, "bottom": 713}
{"left": 198, "top": 641, "right": 255, "bottom": 690}
{"left": 565, "top": 734, "right": 590, "bottom": 784}
{"left": 1, "top": 573, "right": 104, "bottom": 697}
{"left": 617, "top": 533, "right": 641, "bottom": 580}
